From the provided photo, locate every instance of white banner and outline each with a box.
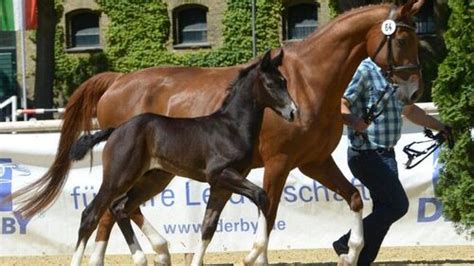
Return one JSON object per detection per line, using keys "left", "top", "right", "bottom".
{"left": 0, "top": 127, "right": 472, "bottom": 256}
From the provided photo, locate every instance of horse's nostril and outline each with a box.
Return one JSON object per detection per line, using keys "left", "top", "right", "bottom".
{"left": 289, "top": 109, "right": 296, "bottom": 121}
{"left": 411, "top": 90, "right": 421, "bottom": 102}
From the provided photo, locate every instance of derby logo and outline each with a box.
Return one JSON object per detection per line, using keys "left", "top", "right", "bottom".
{"left": 0, "top": 159, "right": 13, "bottom": 212}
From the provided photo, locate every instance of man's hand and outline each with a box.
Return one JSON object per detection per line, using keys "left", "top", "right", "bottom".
{"left": 352, "top": 117, "right": 370, "bottom": 132}
{"left": 440, "top": 125, "right": 455, "bottom": 149}
{"left": 341, "top": 98, "right": 370, "bottom": 131}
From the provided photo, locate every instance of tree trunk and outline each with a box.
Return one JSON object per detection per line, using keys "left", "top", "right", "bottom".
{"left": 33, "top": 0, "right": 56, "bottom": 120}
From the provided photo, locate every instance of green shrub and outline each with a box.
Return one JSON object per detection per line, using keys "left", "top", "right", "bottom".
{"left": 432, "top": 0, "right": 473, "bottom": 237}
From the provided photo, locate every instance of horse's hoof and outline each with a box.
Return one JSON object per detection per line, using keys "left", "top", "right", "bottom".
{"left": 88, "top": 260, "right": 104, "bottom": 266}
{"left": 254, "top": 256, "right": 268, "bottom": 266}
{"left": 337, "top": 254, "right": 351, "bottom": 266}
{"left": 132, "top": 250, "right": 147, "bottom": 266}
{"left": 154, "top": 263, "right": 171, "bottom": 266}
{"left": 154, "top": 252, "right": 171, "bottom": 266}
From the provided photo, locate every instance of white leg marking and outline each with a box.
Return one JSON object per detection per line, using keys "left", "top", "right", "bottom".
{"left": 255, "top": 248, "right": 269, "bottom": 266}
{"left": 71, "top": 240, "right": 86, "bottom": 266}
{"left": 140, "top": 218, "right": 171, "bottom": 265}
{"left": 244, "top": 213, "right": 268, "bottom": 265}
{"left": 129, "top": 236, "right": 147, "bottom": 266}
{"left": 88, "top": 240, "right": 107, "bottom": 266}
{"left": 340, "top": 210, "right": 364, "bottom": 265}
{"left": 190, "top": 239, "right": 210, "bottom": 266}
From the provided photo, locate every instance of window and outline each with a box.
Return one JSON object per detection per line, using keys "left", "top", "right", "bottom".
{"left": 67, "top": 10, "right": 100, "bottom": 50}
{"left": 0, "top": 31, "right": 17, "bottom": 104}
{"left": 415, "top": 1, "right": 435, "bottom": 35}
{"left": 174, "top": 5, "right": 208, "bottom": 47}
{"left": 285, "top": 3, "right": 318, "bottom": 40}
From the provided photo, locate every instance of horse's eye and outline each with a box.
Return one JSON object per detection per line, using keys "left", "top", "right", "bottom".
{"left": 396, "top": 39, "right": 406, "bottom": 47}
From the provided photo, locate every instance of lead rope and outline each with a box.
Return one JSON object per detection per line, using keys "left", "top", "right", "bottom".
{"left": 403, "top": 127, "right": 453, "bottom": 169}
{"left": 351, "top": 83, "right": 397, "bottom": 149}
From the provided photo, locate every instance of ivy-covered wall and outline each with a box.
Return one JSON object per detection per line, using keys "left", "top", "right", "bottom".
{"left": 53, "top": 0, "right": 284, "bottom": 103}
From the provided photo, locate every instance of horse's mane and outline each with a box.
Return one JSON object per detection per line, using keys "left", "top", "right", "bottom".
{"left": 287, "top": 3, "right": 390, "bottom": 49}
{"left": 218, "top": 60, "right": 260, "bottom": 109}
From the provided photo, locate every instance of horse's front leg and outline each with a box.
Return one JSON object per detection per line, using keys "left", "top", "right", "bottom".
{"left": 299, "top": 156, "right": 364, "bottom": 265}
{"left": 258, "top": 157, "right": 293, "bottom": 265}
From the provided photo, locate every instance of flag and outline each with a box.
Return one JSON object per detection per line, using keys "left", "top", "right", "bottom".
{"left": 0, "top": 0, "right": 37, "bottom": 31}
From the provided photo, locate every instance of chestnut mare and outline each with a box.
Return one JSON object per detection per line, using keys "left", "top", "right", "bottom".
{"left": 67, "top": 50, "right": 296, "bottom": 266}
{"left": 11, "top": 1, "right": 424, "bottom": 265}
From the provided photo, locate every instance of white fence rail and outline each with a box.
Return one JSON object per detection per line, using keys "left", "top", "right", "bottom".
{"left": 0, "top": 96, "right": 18, "bottom": 122}
{"left": 0, "top": 103, "right": 438, "bottom": 133}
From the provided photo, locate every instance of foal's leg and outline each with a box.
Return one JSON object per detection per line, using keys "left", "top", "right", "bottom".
{"left": 208, "top": 168, "right": 270, "bottom": 266}
{"left": 71, "top": 145, "right": 149, "bottom": 266}
{"left": 190, "top": 188, "right": 231, "bottom": 266}
{"left": 110, "top": 169, "right": 174, "bottom": 265}
{"left": 299, "top": 156, "right": 364, "bottom": 265}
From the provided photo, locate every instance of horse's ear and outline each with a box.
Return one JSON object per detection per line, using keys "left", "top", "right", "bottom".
{"left": 261, "top": 50, "right": 272, "bottom": 71}
{"left": 400, "top": 0, "right": 424, "bottom": 17}
{"left": 271, "top": 49, "right": 284, "bottom": 67}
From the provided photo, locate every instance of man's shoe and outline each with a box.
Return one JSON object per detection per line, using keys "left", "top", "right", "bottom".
{"left": 333, "top": 240, "right": 349, "bottom": 256}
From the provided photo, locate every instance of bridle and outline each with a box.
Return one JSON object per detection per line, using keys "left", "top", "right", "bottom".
{"left": 373, "top": 5, "right": 421, "bottom": 79}
{"left": 352, "top": 6, "right": 423, "bottom": 147}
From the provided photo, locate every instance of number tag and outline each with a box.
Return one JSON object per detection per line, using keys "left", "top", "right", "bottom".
{"left": 381, "top": 20, "right": 396, "bottom": 35}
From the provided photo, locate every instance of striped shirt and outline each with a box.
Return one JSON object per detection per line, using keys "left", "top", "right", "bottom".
{"left": 343, "top": 58, "right": 405, "bottom": 150}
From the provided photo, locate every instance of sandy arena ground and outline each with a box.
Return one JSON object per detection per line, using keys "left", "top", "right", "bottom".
{"left": 2, "top": 246, "right": 473, "bottom": 265}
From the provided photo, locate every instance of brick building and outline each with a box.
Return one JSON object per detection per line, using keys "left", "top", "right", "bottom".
{"left": 0, "top": 0, "right": 445, "bottom": 117}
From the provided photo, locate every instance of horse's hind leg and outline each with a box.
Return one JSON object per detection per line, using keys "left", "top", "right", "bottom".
{"left": 208, "top": 168, "right": 270, "bottom": 266}
{"left": 90, "top": 169, "right": 173, "bottom": 266}
{"left": 190, "top": 188, "right": 231, "bottom": 266}
{"left": 111, "top": 169, "right": 174, "bottom": 265}
{"left": 299, "top": 156, "right": 364, "bottom": 265}
{"left": 71, "top": 187, "right": 118, "bottom": 266}
{"left": 89, "top": 209, "right": 115, "bottom": 266}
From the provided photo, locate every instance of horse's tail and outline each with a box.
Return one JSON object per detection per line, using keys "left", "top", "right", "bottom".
{"left": 11, "top": 72, "right": 122, "bottom": 218}
{"left": 69, "top": 128, "right": 115, "bottom": 161}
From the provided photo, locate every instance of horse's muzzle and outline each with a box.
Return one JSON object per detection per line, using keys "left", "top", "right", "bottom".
{"left": 284, "top": 102, "right": 298, "bottom": 122}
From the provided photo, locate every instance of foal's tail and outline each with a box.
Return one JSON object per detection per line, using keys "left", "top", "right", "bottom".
{"left": 10, "top": 72, "right": 122, "bottom": 219}
{"left": 69, "top": 128, "right": 115, "bottom": 161}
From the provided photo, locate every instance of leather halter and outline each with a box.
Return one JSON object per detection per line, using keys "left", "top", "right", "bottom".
{"left": 373, "top": 6, "right": 421, "bottom": 78}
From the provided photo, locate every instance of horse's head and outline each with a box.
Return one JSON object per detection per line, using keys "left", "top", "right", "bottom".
{"left": 258, "top": 49, "right": 298, "bottom": 122}
{"left": 367, "top": 0, "right": 425, "bottom": 104}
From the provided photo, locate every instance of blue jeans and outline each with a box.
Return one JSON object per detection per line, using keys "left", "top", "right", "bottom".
{"left": 336, "top": 147, "right": 409, "bottom": 265}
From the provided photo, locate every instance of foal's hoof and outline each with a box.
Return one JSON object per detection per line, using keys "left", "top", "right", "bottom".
{"left": 337, "top": 254, "right": 352, "bottom": 266}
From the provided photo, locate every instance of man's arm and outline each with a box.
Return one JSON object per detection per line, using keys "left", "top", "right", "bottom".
{"left": 341, "top": 98, "right": 369, "bottom": 131}
{"left": 402, "top": 104, "right": 448, "bottom": 132}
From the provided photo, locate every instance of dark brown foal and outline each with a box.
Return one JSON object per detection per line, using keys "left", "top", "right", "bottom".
{"left": 69, "top": 50, "right": 297, "bottom": 266}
